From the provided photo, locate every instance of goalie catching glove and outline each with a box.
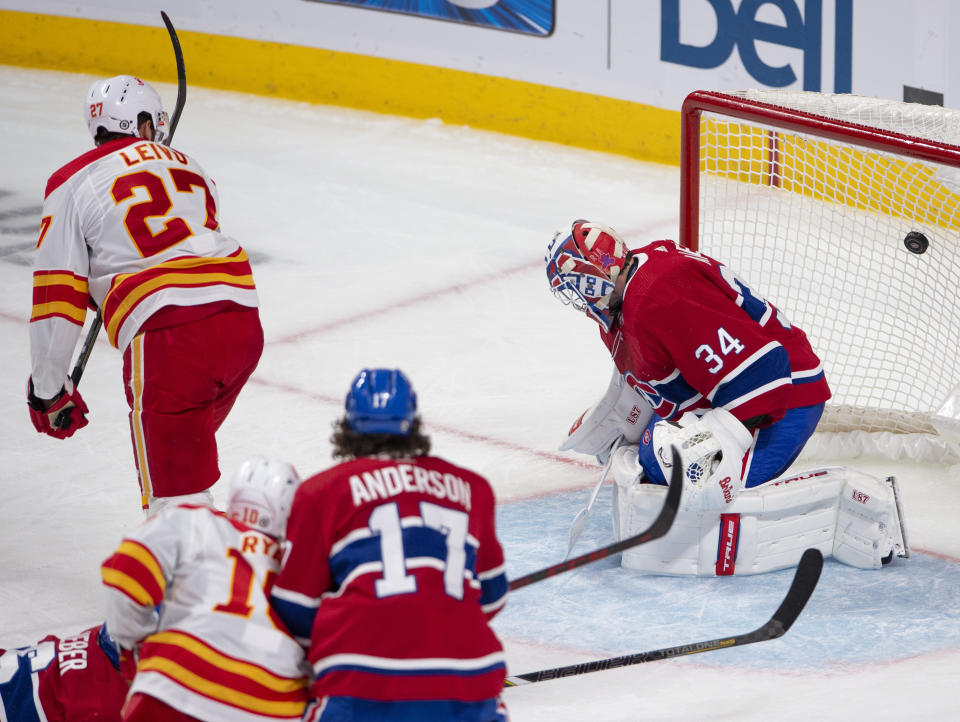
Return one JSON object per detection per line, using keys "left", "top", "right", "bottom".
{"left": 27, "top": 376, "right": 89, "bottom": 439}
{"left": 651, "top": 407, "right": 754, "bottom": 513}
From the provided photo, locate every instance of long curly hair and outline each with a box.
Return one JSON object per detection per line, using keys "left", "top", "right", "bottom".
{"left": 330, "top": 416, "right": 432, "bottom": 461}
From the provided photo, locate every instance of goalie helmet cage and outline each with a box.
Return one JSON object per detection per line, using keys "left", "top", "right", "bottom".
{"left": 680, "top": 89, "right": 960, "bottom": 462}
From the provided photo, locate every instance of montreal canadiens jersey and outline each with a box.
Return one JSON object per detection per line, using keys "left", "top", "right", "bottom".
{"left": 30, "top": 137, "right": 258, "bottom": 398}
{"left": 101, "top": 505, "right": 308, "bottom": 722}
{"left": 604, "top": 241, "right": 831, "bottom": 425}
{"left": 0, "top": 625, "right": 129, "bottom": 722}
{"left": 270, "top": 455, "right": 509, "bottom": 703}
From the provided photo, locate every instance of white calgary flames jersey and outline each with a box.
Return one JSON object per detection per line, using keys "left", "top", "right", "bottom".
{"left": 30, "top": 137, "right": 258, "bottom": 398}
{"left": 101, "top": 504, "right": 308, "bottom": 722}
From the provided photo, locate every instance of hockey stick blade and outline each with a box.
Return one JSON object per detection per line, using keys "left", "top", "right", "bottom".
{"left": 503, "top": 547, "right": 824, "bottom": 687}
{"left": 61, "top": 12, "right": 187, "bottom": 401}
{"left": 508, "top": 444, "right": 682, "bottom": 592}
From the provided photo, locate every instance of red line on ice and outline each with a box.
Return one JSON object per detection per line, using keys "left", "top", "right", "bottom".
{"left": 271, "top": 259, "right": 542, "bottom": 345}
{"left": 248, "top": 375, "right": 595, "bottom": 473}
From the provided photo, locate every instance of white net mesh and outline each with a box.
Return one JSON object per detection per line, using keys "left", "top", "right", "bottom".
{"left": 733, "top": 89, "right": 960, "bottom": 145}
{"left": 690, "top": 90, "right": 960, "bottom": 460}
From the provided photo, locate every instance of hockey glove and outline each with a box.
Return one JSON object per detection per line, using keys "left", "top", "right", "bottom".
{"left": 27, "top": 376, "right": 89, "bottom": 439}
{"left": 651, "top": 408, "right": 754, "bottom": 513}
{"left": 559, "top": 367, "right": 654, "bottom": 463}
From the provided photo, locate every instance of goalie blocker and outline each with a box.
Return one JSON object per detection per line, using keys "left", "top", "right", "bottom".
{"left": 560, "top": 367, "right": 654, "bottom": 463}
{"left": 610, "top": 452, "right": 909, "bottom": 575}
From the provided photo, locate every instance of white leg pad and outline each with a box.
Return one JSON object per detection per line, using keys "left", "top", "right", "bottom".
{"left": 613, "top": 464, "right": 908, "bottom": 575}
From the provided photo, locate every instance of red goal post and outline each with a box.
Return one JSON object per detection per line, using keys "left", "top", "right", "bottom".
{"left": 679, "top": 90, "right": 960, "bottom": 462}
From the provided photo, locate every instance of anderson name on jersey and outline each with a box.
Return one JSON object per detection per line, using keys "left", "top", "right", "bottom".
{"left": 346, "top": 461, "right": 474, "bottom": 509}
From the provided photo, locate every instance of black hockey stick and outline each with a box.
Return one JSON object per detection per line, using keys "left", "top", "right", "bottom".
{"left": 160, "top": 10, "right": 187, "bottom": 143}
{"left": 60, "top": 11, "right": 187, "bottom": 409}
{"left": 508, "top": 445, "right": 682, "bottom": 592}
{"left": 503, "top": 547, "right": 824, "bottom": 686}
{"left": 67, "top": 312, "right": 101, "bottom": 389}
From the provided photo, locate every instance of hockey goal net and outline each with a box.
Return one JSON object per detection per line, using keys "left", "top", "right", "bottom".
{"left": 680, "top": 90, "right": 960, "bottom": 462}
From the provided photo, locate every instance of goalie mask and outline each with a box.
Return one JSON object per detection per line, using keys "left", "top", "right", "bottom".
{"left": 85, "top": 75, "right": 168, "bottom": 144}
{"left": 226, "top": 456, "right": 302, "bottom": 539}
{"left": 545, "top": 220, "right": 629, "bottom": 332}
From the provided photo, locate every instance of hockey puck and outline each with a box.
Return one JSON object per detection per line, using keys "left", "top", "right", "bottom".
{"left": 904, "top": 231, "right": 929, "bottom": 254}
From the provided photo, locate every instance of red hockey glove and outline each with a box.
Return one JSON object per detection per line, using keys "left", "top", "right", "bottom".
{"left": 27, "top": 377, "right": 89, "bottom": 439}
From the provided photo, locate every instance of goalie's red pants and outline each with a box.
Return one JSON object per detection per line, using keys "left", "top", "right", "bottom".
{"left": 121, "top": 304, "right": 263, "bottom": 509}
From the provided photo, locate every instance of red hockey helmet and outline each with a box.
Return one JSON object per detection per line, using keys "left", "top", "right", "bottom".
{"left": 545, "top": 220, "right": 629, "bottom": 331}
{"left": 569, "top": 220, "right": 629, "bottom": 280}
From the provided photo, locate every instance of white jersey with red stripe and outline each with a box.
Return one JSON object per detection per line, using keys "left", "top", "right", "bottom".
{"left": 30, "top": 137, "right": 259, "bottom": 398}
{"left": 101, "top": 504, "right": 308, "bottom": 722}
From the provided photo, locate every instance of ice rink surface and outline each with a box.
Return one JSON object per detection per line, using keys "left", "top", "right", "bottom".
{"left": 1, "top": 67, "right": 958, "bottom": 720}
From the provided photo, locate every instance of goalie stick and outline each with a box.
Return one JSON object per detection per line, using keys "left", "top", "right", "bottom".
{"left": 503, "top": 547, "right": 824, "bottom": 686}
{"left": 59, "top": 10, "right": 187, "bottom": 413}
{"left": 563, "top": 436, "right": 623, "bottom": 561}
{"left": 508, "top": 445, "right": 682, "bottom": 592}
{"left": 563, "top": 415, "right": 770, "bottom": 562}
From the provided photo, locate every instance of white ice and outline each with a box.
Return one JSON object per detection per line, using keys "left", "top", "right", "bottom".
{"left": 1, "top": 67, "right": 958, "bottom": 721}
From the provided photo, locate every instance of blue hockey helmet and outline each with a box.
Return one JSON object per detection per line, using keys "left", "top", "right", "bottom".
{"left": 346, "top": 368, "right": 417, "bottom": 435}
{"left": 545, "top": 220, "right": 629, "bottom": 332}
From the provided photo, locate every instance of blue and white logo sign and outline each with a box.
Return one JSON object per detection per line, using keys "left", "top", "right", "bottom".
{"left": 306, "top": 0, "right": 555, "bottom": 36}
{"left": 660, "top": 0, "right": 853, "bottom": 92}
